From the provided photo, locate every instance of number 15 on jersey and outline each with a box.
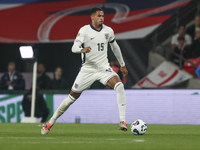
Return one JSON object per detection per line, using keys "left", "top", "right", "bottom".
{"left": 97, "top": 43, "right": 104, "bottom": 51}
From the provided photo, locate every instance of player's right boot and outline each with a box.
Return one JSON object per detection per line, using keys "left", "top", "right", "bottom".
{"left": 41, "top": 122, "right": 53, "bottom": 135}
{"left": 118, "top": 121, "right": 127, "bottom": 131}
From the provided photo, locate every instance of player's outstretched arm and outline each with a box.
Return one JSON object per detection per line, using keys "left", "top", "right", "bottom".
{"left": 110, "top": 40, "right": 125, "bottom": 66}
{"left": 110, "top": 40, "right": 128, "bottom": 76}
{"left": 110, "top": 40, "right": 127, "bottom": 65}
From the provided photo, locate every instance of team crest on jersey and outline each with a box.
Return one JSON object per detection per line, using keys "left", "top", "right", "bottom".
{"left": 105, "top": 33, "right": 109, "bottom": 40}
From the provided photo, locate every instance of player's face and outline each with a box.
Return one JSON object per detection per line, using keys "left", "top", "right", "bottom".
{"left": 92, "top": 11, "right": 104, "bottom": 26}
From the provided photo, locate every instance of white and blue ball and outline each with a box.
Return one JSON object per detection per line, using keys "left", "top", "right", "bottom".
{"left": 130, "top": 119, "right": 147, "bottom": 135}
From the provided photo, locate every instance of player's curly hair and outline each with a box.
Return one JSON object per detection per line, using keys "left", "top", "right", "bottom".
{"left": 90, "top": 7, "right": 103, "bottom": 15}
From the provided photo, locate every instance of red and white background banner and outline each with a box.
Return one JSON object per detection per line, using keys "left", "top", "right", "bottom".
{"left": 0, "top": 0, "right": 190, "bottom": 43}
{"left": 132, "top": 61, "right": 192, "bottom": 88}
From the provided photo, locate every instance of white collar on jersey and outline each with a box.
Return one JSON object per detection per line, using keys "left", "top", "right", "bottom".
{"left": 90, "top": 23, "right": 103, "bottom": 32}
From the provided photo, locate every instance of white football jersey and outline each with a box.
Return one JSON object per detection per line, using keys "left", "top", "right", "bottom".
{"left": 75, "top": 24, "right": 115, "bottom": 71}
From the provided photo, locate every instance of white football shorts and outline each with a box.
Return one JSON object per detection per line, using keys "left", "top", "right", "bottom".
{"left": 71, "top": 67, "right": 118, "bottom": 93}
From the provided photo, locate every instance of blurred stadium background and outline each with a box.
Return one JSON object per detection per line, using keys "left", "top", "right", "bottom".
{"left": 0, "top": 0, "right": 200, "bottom": 125}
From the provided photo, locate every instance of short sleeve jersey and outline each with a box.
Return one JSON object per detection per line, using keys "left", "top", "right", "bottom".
{"left": 75, "top": 24, "right": 115, "bottom": 70}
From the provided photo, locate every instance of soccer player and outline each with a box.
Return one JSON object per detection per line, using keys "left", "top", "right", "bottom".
{"left": 41, "top": 7, "right": 128, "bottom": 135}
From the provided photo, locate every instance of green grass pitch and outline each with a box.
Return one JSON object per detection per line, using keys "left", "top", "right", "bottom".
{"left": 0, "top": 123, "right": 200, "bottom": 150}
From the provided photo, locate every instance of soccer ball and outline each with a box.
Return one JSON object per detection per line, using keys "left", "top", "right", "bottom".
{"left": 130, "top": 119, "right": 147, "bottom": 135}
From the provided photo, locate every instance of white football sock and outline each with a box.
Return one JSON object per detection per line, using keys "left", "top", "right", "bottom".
{"left": 114, "top": 82, "right": 126, "bottom": 122}
{"left": 49, "top": 95, "right": 76, "bottom": 125}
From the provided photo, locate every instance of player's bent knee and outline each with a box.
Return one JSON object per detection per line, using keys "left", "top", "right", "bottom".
{"left": 70, "top": 90, "right": 81, "bottom": 99}
{"left": 114, "top": 82, "right": 124, "bottom": 93}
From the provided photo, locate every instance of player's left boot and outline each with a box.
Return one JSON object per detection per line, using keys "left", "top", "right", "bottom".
{"left": 118, "top": 121, "right": 127, "bottom": 131}
{"left": 41, "top": 122, "right": 53, "bottom": 135}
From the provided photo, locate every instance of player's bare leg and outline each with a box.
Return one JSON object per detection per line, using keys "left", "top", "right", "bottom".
{"left": 107, "top": 75, "right": 127, "bottom": 131}
{"left": 41, "top": 91, "right": 81, "bottom": 135}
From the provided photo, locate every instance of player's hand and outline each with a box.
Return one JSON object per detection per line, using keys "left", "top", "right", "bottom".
{"left": 81, "top": 47, "right": 91, "bottom": 53}
{"left": 120, "top": 66, "right": 128, "bottom": 77}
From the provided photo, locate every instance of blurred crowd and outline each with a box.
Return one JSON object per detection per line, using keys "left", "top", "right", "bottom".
{"left": 170, "top": 14, "right": 200, "bottom": 66}
{"left": 0, "top": 62, "right": 69, "bottom": 91}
